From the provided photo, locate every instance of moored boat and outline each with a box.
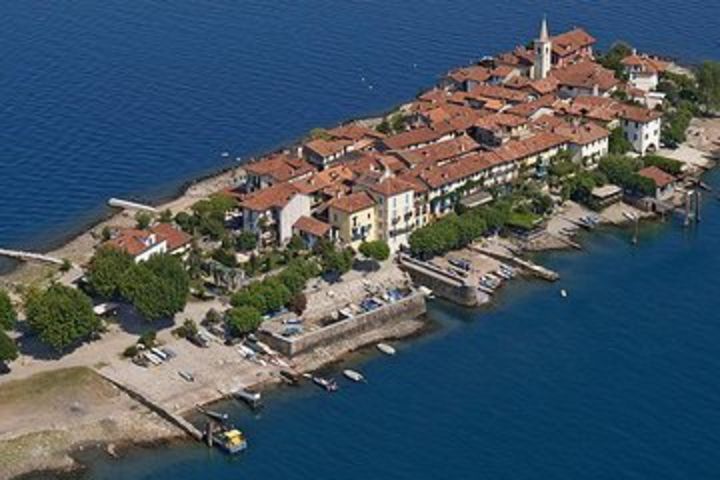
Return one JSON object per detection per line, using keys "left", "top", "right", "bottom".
{"left": 377, "top": 343, "right": 396, "bottom": 355}
{"left": 343, "top": 369, "right": 366, "bottom": 383}
{"left": 212, "top": 427, "right": 248, "bottom": 454}
{"left": 312, "top": 375, "right": 339, "bottom": 392}
{"left": 197, "top": 405, "right": 229, "bottom": 422}
{"left": 279, "top": 369, "right": 300, "bottom": 385}
{"left": 233, "top": 387, "right": 262, "bottom": 409}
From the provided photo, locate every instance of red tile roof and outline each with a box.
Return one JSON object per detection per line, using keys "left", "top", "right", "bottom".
{"left": 621, "top": 54, "right": 670, "bottom": 74}
{"left": 327, "top": 124, "right": 385, "bottom": 141}
{"left": 244, "top": 154, "right": 316, "bottom": 183}
{"left": 304, "top": 138, "right": 352, "bottom": 158}
{"left": 543, "top": 119, "right": 610, "bottom": 145}
{"left": 551, "top": 28, "right": 596, "bottom": 57}
{"left": 551, "top": 60, "right": 619, "bottom": 92}
{"left": 638, "top": 166, "right": 676, "bottom": 188}
{"left": 493, "top": 132, "right": 568, "bottom": 163}
{"left": 619, "top": 104, "right": 663, "bottom": 123}
{"left": 392, "top": 136, "right": 480, "bottom": 166}
{"left": 241, "top": 182, "right": 302, "bottom": 211}
{"left": 382, "top": 127, "right": 446, "bottom": 150}
{"left": 467, "top": 84, "right": 529, "bottom": 103}
{"left": 106, "top": 229, "right": 158, "bottom": 257}
{"left": 367, "top": 177, "right": 416, "bottom": 197}
{"left": 293, "top": 216, "right": 331, "bottom": 237}
{"left": 446, "top": 65, "right": 492, "bottom": 85}
{"left": 151, "top": 223, "right": 192, "bottom": 252}
{"left": 328, "top": 191, "right": 376, "bottom": 213}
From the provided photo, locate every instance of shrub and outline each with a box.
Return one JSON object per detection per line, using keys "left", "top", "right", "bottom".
{"left": 359, "top": 240, "right": 391, "bottom": 262}
{"left": 226, "top": 306, "right": 263, "bottom": 337}
{"left": 0, "top": 289, "right": 17, "bottom": 330}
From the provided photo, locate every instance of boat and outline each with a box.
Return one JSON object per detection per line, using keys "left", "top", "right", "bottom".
{"left": 377, "top": 343, "right": 396, "bottom": 356}
{"left": 560, "top": 289, "right": 568, "bottom": 298}
{"left": 197, "top": 405, "right": 229, "bottom": 422}
{"left": 178, "top": 370, "right": 195, "bottom": 382}
{"left": 279, "top": 369, "right": 300, "bottom": 385}
{"left": 233, "top": 387, "right": 262, "bottom": 409}
{"left": 343, "top": 369, "right": 366, "bottom": 383}
{"left": 312, "top": 375, "right": 339, "bottom": 392}
{"left": 212, "top": 427, "right": 248, "bottom": 454}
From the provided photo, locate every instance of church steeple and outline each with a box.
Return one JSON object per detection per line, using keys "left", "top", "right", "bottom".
{"left": 532, "top": 16, "right": 552, "bottom": 80}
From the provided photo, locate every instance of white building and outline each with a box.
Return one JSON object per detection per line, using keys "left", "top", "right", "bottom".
{"left": 620, "top": 106, "right": 662, "bottom": 155}
{"left": 532, "top": 17, "right": 552, "bottom": 80}
{"left": 240, "top": 182, "right": 312, "bottom": 245}
{"left": 621, "top": 53, "right": 671, "bottom": 92}
{"left": 358, "top": 175, "right": 417, "bottom": 252}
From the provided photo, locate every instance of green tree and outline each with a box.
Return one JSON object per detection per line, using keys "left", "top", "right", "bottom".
{"left": 236, "top": 231, "right": 258, "bottom": 252}
{"left": 120, "top": 254, "right": 189, "bottom": 321}
{"left": 159, "top": 209, "right": 173, "bottom": 223}
{"left": 0, "top": 330, "right": 18, "bottom": 364}
{"left": 598, "top": 41, "right": 633, "bottom": 78}
{"left": 135, "top": 211, "right": 152, "bottom": 230}
{"left": 359, "top": 240, "right": 391, "bottom": 262}
{"left": 86, "top": 246, "right": 134, "bottom": 298}
{"left": 322, "top": 246, "right": 354, "bottom": 275}
{"left": 696, "top": 61, "right": 720, "bottom": 112}
{"left": 212, "top": 247, "right": 237, "bottom": 268}
{"left": 226, "top": 306, "right": 263, "bottom": 337}
{"left": 608, "top": 127, "right": 633, "bottom": 154}
{"left": 25, "top": 284, "right": 100, "bottom": 352}
{"left": 0, "top": 289, "right": 17, "bottom": 330}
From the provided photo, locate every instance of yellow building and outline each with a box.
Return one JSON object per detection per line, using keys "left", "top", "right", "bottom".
{"left": 327, "top": 191, "right": 377, "bottom": 249}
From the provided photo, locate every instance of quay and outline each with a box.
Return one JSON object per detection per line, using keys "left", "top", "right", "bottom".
{"left": 0, "top": 248, "right": 64, "bottom": 266}
{"left": 108, "top": 197, "right": 159, "bottom": 213}
{"left": 469, "top": 246, "right": 559, "bottom": 282}
{"left": 97, "top": 371, "right": 203, "bottom": 441}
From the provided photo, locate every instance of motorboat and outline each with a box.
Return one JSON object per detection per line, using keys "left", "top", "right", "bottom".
{"left": 312, "top": 375, "right": 339, "bottom": 392}
{"left": 233, "top": 387, "right": 262, "bottom": 409}
{"left": 377, "top": 343, "right": 396, "bottom": 356}
{"left": 343, "top": 369, "right": 366, "bottom": 383}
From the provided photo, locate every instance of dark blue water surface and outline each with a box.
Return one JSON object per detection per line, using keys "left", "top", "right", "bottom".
{"left": 1, "top": 0, "right": 718, "bottom": 256}
{"left": 74, "top": 170, "right": 720, "bottom": 479}
{"left": 5, "top": 1, "right": 720, "bottom": 478}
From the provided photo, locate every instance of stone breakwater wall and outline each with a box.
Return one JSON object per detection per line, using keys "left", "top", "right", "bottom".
{"left": 398, "top": 256, "right": 479, "bottom": 307}
{"left": 259, "top": 291, "right": 427, "bottom": 358}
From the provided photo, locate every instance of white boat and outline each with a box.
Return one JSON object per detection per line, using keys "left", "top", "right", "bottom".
{"left": 178, "top": 370, "right": 195, "bottom": 382}
{"left": 560, "top": 289, "right": 568, "bottom": 298}
{"left": 312, "top": 376, "right": 339, "bottom": 392}
{"left": 377, "top": 343, "right": 396, "bottom": 355}
{"left": 343, "top": 369, "right": 366, "bottom": 383}
{"left": 234, "top": 387, "right": 262, "bottom": 409}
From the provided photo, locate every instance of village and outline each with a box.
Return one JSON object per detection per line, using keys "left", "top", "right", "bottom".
{"left": 1, "top": 17, "right": 719, "bottom": 479}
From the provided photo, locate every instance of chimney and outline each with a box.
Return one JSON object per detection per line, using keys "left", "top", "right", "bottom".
{"left": 592, "top": 83, "right": 599, "bottom": 96}
{"left": 632, "top": 48, "right": 637, "bottom": 56}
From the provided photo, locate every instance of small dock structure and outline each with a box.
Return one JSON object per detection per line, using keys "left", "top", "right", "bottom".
{"left": 470, "top": 246, "right": 559, "bottom": 282}
{"left": 108, "top": 198, "right": 158, "bottom": 213}
{"left": 0, "top": 248, "right": 64, "bottom": 266}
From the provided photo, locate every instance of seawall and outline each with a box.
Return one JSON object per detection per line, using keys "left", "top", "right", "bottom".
{"left": 259, "top": 290, "right": 427, "bottom": 358}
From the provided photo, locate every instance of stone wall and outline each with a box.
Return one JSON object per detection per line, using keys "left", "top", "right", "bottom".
{"left": 399, "top": 260, "right": 478, "bottom": 307}
{"left": 259, "top": 291, "right": 426, "bottom": 358}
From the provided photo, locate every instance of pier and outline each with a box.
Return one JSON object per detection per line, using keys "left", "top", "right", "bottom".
{"left": 470, "top": 246, "right": 559, "bottom": 282}
{"left": 108, "top": 198, "right": 159, "bottom": 213}
{"left": 0, "top": 248, "right": 65, "bottom": 266}
{"left": 97, "top": 371, "right": 203, "bottom": 442}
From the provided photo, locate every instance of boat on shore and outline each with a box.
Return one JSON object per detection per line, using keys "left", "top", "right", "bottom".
{"left": 311, "top": 375, "right": 339, "bottom": 392}
{"left": 377, "top": 343, "right": 396, "bottom": 355}
{"left": 178, "top": 370, "right": 195, "bottom": 382}
{"left": 343, "top": 369, "right": 366, "bottom": 383}
{"left": 233, "top": 387, "right": 262, "bottom": 409}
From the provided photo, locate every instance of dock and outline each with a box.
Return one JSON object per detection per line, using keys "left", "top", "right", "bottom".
{"left": 108, "top": 198, "right": 159, "bottom": 213}
{"left": 470, "top": 246, "right": 559, "bottom": 282}
{"left": 97, "top": 371, "right": 203, "bottom": 441}
{"left": 0, "top": 248, "right": 64, "bottom": 266}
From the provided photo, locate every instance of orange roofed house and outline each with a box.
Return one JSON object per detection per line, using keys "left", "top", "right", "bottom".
{"left": 240, "top": 182, "right": 311, "bottom": 246}
{"left": 105, "top": 223, "right": 191, "bottom": 263}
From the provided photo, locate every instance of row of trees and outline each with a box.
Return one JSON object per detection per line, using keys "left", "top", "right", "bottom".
{"left": 174, "top": 194, "right": 237, "bottom": 241}
{"left": 87, "top": 247, "right": 190, "bottom": 321}
{"left": 409, "top": 208, "right": 491, "bottom": 258}
{"left": 598, "top": 155, "right": 656, "bottom": 197}
{"left": 0, "top": 289, "right": 18, "bottom": 366}
{"left": 226, "top": 257, "right": 321, "bottom": 336}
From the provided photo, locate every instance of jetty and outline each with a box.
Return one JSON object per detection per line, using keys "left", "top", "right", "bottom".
{"left": 0, "top": 248, "right": 64, "bottom": 266}
{"left": 470, "top": 246, "right": 559, "bottom": 282}
{"left": 108, "top": 198, "right": 158, "bottom": 213}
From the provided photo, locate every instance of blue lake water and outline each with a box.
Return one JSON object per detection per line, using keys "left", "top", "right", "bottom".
{"left": 66, "top": 170, "right": 720, "bottom": 480}
{"left": 4, "top": 1, "right": 720, "bottom": 478}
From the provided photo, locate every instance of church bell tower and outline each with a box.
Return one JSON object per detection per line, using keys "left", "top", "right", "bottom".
{"left": 532, "top": 17, "right": 551, "bottom": 80}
